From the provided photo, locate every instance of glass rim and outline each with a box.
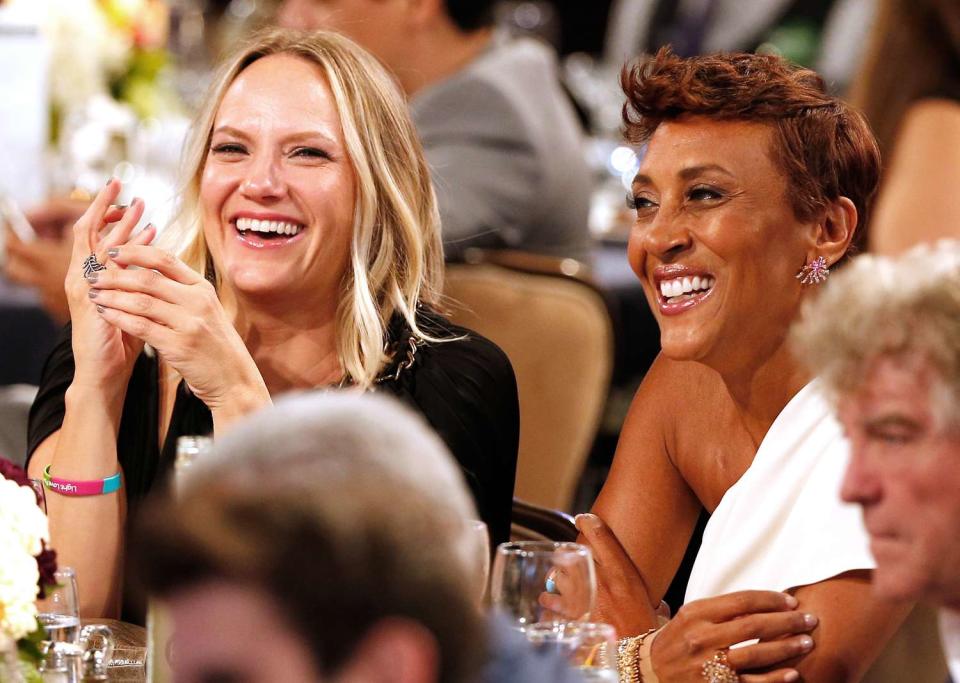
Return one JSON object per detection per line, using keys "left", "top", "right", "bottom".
{"left": 525, "top": 620, "right": 615, "bottom": 635}
{"left": 495, "top": 541, "right": 590, "bottom": 557}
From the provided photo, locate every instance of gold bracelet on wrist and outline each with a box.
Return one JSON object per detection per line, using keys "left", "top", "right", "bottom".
{"left": 617, "top": 627, "right": 661, "bottom": 682}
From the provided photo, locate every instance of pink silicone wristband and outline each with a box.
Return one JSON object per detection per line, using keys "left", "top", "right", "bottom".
{"left": 43, "top": 465, "right": 121, "bottom": 496}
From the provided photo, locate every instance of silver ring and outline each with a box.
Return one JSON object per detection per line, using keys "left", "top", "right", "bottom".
{"left": 81, "top": 253, "right": 107, "bottom": 279}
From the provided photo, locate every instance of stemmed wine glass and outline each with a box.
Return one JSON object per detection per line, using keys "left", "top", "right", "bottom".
{"left": 526, "top": 621, "right": 619, "bottom": 682}
{"left": 36, "top": 567, "right": 80, "bottom": 647}
{"left": 490, "top": 541, "right": 596, "bottom": 631}
{"left": 460, "top": 520, "right": 491, "bottom": 606}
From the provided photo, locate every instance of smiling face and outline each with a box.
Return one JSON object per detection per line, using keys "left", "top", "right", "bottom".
{"left": 627, "top": 117, "right": 813, "bottom": 370}
{"left": 200, "top": 53, "right": 357, "bottom": 306}
{"left": 839, "top": 354, "right": 960, "bottom": 607}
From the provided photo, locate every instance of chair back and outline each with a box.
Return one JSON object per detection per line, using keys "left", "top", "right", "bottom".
{"left": 444, "top": 250, "right": 614, "bottom": 510}
{"left": 510, "top": 497, "right": 578, "bottom": 542}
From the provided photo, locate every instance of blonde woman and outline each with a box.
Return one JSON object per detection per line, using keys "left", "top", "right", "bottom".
{"left": 25, "top": 28, "right": 519, "bottom": 619}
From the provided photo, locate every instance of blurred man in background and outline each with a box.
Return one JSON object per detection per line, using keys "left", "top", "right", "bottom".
{"left": 277, "top": 0, "right": 592, "bottom": 262}
{"left": 794, "top": 241, "right": 960, "bottom": 682}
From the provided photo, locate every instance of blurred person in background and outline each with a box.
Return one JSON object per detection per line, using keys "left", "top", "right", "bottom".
{"left": 276, "top": 0, "right": 592, "bottom": 263}
{"left": 25, "top": 28, "right": 519, "bottom": 619}
{"left": 132, "top": 391, "right": 486, "bottom": 683}
{"left": 849, "top": 0, "right": 960, "bottom": 255}
{"left": 793, "top": 240, "right": 960, "bottom": 682}
{"left": 3, "top": 198, "right": 91, "bottom": 325}
{"left": 133, "top": 391, "right": 583, "bottom": 683}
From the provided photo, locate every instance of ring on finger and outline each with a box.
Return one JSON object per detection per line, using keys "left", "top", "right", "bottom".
{"left": 81, "top": 252, "right": 107, "bottom": 279}
{"left": 702, "top": 650, "right": 739, "bottom": 683}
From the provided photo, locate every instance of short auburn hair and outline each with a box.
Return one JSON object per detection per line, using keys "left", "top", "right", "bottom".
{"left": 622, "top": 48, "right": 881, "bottom": 244}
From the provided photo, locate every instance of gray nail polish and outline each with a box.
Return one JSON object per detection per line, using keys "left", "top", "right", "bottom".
{"left": 107, "top": 248, "right": 119, "bottom": 258}
{"left": 88, "top": 289, "right": 99, "bottom": 299}
{"left": 85, "top": 272, "right": 99, "bottom": 284}
{"left": 95, "top": 304, "right": 105, "bottom": 314}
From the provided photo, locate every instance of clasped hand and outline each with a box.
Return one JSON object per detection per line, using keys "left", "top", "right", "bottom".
{"left": 66, "top": 180, "right": 266, "bottom": 412}
{"left": 573, "top": 513, "right": 818, "bottom": 682}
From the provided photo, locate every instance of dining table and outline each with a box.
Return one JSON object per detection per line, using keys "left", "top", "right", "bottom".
{"left": 81, "top": 618, "right": 146, "bottom": 682}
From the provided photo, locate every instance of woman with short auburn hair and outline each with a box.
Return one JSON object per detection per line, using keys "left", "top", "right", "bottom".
{"left": 562, "top": 48, "right": 930, "bottom": 681}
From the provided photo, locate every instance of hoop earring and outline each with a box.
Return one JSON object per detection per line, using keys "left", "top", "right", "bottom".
{"left": 796, "top": 256, "right": 829, "bottom": 285}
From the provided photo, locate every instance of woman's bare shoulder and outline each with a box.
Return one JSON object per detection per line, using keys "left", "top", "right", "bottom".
{"left": 634, "top": 354, "right": 731, "bottom": 419}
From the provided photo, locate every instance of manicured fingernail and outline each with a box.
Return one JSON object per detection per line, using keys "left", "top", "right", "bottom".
{"left": 110, "top": 204, "right": 128, "bottom": 210}
{"left": 784, "top": 671, "right": 800, "bottom": 682}
{"left": 784, "top": 594, "right": 798, "bottom": 608}
{"left": 107, "top": 248, "right": 119, "bottom": 258}
{"left": 88, "top": 289, "right": 99, "bottom": 299}
{"left": 798, "top": 635, "right": 814, "bottom": 651}
{"left": 95, "top": 304, "right": 105, "bottom": 314}
{"left": 85, "top": 272, "right": 99, "bottom": 283}
{"left": 803, "top": 613, "right": 818, "bottom": 628}
{"left": 574, "top": 513, "right": 600, "bottom": 534}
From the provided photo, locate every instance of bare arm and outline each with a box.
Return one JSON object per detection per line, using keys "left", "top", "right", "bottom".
{"left": 869, "top": 99, "right": 960, "bottom": 255}
{"left": 788, "top": 571, "right": 911, "bottom": 682}
{"left": 26, "top": 182, "right": 151, "bottom": 617}
{"left": 589, "top": 355, "right": 703, "bottom": 633}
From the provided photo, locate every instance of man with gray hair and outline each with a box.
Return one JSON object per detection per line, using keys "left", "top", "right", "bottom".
{"left": 792, "top": 240, "right": 960, "bottom": 682}
{"left": 131, "top": 391, "right": 583, "bottom": 682}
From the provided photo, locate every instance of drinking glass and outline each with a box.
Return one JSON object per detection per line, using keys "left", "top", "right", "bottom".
{"left": 37, "top": 567, "right": 80, "bottom": 646}
{"left": 490, "top": 541, "right": 596, "bottom": 630}
{"left": 526, "top": 621, "right": 618, "bottom": 682}
{"left": 459, "top": 520, "right": 491, "bottom": 605}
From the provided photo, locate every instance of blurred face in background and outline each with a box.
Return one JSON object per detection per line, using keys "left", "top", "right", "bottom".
{"left": 168, "top": 580, "right": 322, "bottom": 683}
{"left": 276, "top": 0, "right": 412, "bottom": 73}
{"left": 839, "top": 353, "right": 960, "bottom": 607}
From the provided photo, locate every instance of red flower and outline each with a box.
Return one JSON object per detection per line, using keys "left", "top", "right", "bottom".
{"left": 0, "top": 456, "right": 30, "bottom": 488}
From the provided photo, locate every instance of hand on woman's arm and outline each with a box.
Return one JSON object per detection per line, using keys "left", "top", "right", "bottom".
{"left": 88, "top": 244, "right": 271, "bottom": 431}
{"left": 27, "top": 180, "right": 154, "bottom": 617}
{"left": 786, "top": 572, "right": 911, "bottom": 682}
{"left": 575, "top": 514, "right": 816, "bottom": 683}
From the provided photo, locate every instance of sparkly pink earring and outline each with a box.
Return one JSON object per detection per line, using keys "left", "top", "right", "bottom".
{"left": 796, "top": 256, "right": 830, "bottom": 285}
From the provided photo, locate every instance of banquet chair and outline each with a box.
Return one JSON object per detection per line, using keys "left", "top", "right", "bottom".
{"left": 510, "top": 497, "right": 578, "bottom": 543}
{"left": 444, "top": 249, "right": 615, "bottom": 511}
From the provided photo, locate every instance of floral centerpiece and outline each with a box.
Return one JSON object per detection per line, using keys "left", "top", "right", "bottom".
{"left": 0, "top": 458, "right": 57, "bottom": 683}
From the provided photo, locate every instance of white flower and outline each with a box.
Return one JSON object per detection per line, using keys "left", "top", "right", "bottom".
{"left": 0, "top": 478, "right": 49, "bottom": 641}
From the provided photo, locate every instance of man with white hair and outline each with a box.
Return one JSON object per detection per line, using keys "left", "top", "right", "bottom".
{"left": 131, "top": 391, "right": 583, "bottom": 682}
{"left": 793, "top": 241, "right": 960, "bottom": 682}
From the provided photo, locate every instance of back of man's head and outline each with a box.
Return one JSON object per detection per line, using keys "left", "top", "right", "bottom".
{"left": 132, "top": 392, "right": 485, "bottom": 683}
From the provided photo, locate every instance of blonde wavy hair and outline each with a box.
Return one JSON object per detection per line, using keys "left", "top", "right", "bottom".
{"left": 160, "top": 28, "right": 445, "bottom": 388}
{"left": 792, "top": 240, "right": 960, "bottom": 427}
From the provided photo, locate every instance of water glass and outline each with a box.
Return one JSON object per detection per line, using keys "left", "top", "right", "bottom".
{"left": 526, "top": 621, "right": 618, "bottom": 682}
{"left": 459, "top": 520, "right": 491, "bottom": 605}
{"left": 37, "top": 567, "right": 80, "bottom": 646}
{"left": 490, "top": 541, "right": 596, "bottom": 630}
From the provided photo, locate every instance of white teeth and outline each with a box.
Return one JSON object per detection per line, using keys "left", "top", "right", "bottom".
{"left": 235, "top": 217, "right": 304, "bottom": 236}
{"left": 659, "top": 275, "right": 715, "bottom": 300}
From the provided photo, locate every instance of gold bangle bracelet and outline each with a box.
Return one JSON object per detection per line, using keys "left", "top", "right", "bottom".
{"left": 617, "top": 627, "right": 661, "bottom": 682}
